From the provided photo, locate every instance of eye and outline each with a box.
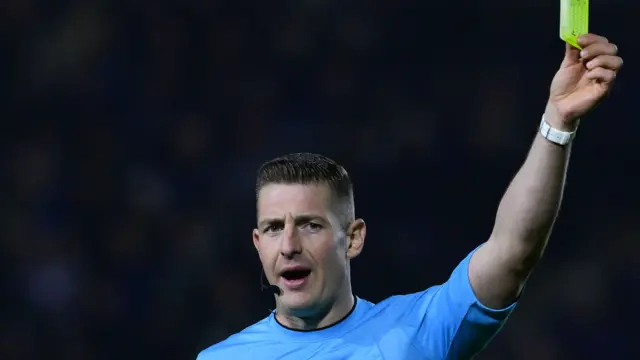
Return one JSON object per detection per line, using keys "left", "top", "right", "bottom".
{"left": 264, "top": 224, "right": 283, "bottom": 233}
{"left": 302, "top": 222, "right": 322, "bottom": 232}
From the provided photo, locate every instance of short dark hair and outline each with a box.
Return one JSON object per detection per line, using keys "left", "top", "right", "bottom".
{"left": 256, "top": 153, "right": 354, "bottom": 226}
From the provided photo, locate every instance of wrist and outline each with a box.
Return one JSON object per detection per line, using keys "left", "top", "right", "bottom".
{"left": 539, "top": 116, "right": 576, "bottom": 146}
{"left": 544, "top": 103, "right": 580, "bottom": 132}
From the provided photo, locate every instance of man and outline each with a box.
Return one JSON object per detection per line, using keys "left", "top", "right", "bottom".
{"left": 197, "top": 34, "right": 623, "bottom": 359}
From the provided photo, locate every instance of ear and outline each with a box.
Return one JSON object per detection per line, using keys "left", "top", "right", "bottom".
{"left": 252, "top": 228, "right": 261, "bottom": 254}
{"left": 345, "top": 219, "right": 366, "bottom": 259}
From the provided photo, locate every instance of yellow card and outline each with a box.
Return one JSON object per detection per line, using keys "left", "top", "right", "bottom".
{"left": 560, "top": 0, "right": 589, "bottom": 49}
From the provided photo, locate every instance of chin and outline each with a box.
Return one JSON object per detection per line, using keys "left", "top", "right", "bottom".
{"left": 281, "top": 292, "right": 316, "bottom": 311}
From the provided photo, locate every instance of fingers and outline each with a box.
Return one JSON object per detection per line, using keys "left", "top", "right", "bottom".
{"left": 563, "top": 42, "right": 581, "bottom": 63}
{"left": 585, "top": 55, "right": 624, "bottom": 72}
{"left": 579, "top": 41, "right": 618, "bottom": 61}
{"left": 577, "top": 33, "right": 623, "bottom": 83}
{"left": 562, "top": 33, "right": 619, "bottom": 68}
{"left": 577, "top": 33, "right": 610, "bottom": 48}
{"left": 585, "top": 67, "right": 617, "bottom": 83}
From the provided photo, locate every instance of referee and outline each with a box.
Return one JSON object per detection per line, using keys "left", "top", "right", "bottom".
{"left": 198, "top": 33, "right": 622, "bottom": 359}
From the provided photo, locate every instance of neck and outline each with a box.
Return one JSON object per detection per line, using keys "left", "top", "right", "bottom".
{"left": 275, "top": 289, "right": 355, "bottom": 331}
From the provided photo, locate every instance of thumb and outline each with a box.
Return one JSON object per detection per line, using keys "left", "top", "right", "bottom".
{"left": 560, "top": 42, "right": 581, "bottom": 67}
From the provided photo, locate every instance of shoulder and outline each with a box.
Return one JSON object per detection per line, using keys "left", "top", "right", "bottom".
{"left": 353, "top": 287, "right": 443, "bottom": 326}
{"left": 197, "top": 317, "right": 274, "bottom": 359}
{"left": 373, "top": 286, "right": 442, "bottom": 313}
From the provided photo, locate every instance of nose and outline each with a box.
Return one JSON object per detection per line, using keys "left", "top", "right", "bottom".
{"left": 280, "top": 214, "right": 301, "bottom": 258}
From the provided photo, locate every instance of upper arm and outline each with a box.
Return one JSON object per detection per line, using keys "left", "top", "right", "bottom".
{"left": 394, "top": 247, "right": 516, "bottom": 359}
{"left": 469, "top": 238, "right": 542, "bottom": 309}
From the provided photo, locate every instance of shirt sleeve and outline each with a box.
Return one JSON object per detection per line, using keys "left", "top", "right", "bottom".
{"left": 394, "top": 246, "right": 517, "bottom": 359}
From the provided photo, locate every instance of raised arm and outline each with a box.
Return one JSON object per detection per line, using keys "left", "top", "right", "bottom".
{"left": 469, "top": 34, "right": 623, "bottom": 309}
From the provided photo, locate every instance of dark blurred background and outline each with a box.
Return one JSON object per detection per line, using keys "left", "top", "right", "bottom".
{"left": 1, "top": 1, "right": 637, "bottom": 359}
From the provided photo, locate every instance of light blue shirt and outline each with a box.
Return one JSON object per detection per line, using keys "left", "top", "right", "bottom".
{"left": 198, "top": 248, "right": 516, "bottom": 359}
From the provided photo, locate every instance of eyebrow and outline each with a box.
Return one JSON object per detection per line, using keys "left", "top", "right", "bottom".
{"left": 257, "top": 214, "right": 325, "bottom": 228}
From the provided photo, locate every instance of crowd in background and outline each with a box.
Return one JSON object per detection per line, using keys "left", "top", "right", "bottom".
{"left": 2, "top": 1, "right": 637, "bottom": 359}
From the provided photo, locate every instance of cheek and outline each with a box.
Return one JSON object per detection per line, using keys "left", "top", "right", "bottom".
{"left": 313, "top": 237, "right": 348, "bottom": 273}
{"left": 257, "top": 244, "right": 278, "bottom": 270}
{"left": 309, "top": 234, "right": 339, "bottom": 258}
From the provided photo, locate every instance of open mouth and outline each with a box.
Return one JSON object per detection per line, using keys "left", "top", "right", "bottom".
{"left": 280, "top": 268, "right": 311, "bottom": 289}
{"left": 281, "top": 269, "right": 311, "bottom": 281}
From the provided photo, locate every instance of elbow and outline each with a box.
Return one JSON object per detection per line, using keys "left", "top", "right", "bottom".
{"left": 486, "top": 233, "right": 548, "bottom": 277}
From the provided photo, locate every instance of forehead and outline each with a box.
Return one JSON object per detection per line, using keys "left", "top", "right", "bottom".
{"left": 257, "top": 183, "right": 332, "bottom": 218}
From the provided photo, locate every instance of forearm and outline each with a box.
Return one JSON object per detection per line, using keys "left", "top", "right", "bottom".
{"left": 490, "top": 130, "right": 571, "bottom": 267}
{"left": 469, "top": 113, "right": 574, "bottom": 308}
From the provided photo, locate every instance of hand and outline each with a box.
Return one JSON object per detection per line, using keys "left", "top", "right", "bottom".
{"left": 545, "top": 34, "right": 623, "bottom": 131}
